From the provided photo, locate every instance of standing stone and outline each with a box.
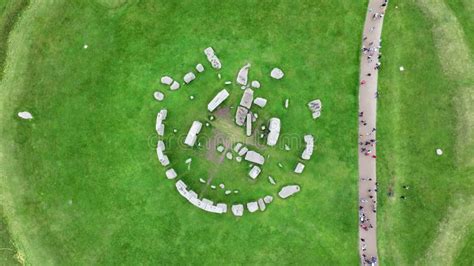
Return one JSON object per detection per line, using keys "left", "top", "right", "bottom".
{"left": 183, "top": 72, "right": 196, "bottom": 84}
{"left": 234, "top": 143, "right": 243, "bottom": 153}
{"left": 170, "top": 81, "right": 180, "bottom": 90}
{"left": 161, "top": 76, "right": 173, "bottom": 85}
{"left": 270, "top": 68, "right": 284, "bottom": 79}
{"left": 248, "top": 166, "right": 261, "bottom": 179}
{"left": 301, "top": 134, "right": 314, "bottom": 160}
{"left": 236, "top": 63, "right": 251, "bottom": 86}
{"left": 247, "top": 201, "right": 258, "bottom": 213}
{"left": 294, "top": 162, "right": 305, "bottom": 174}
{"left": 235, "top": 106, "right": 249, "bottom": 126}
{"left": 257, "top": 198, "right": 266, "bottom": 211}
{"left": 307, "top": 99, "right": 322, "bottom": 119}
{"left": 165, "top": 168, "right": 177, "bottom": 179}
{"left": 239, "top": 88, "right": 254, "bottom": 109}
{"left": 264, "top": 195, "right": 273, "bottom": 204}
{"left": 226, "top": 152, "right": 233, "bottom": 160}
{"left": 251, "top": 80, "right": 261, "bottom": 89}
{"left": 232, "top": 204, "right": 244, "bottom": 216}
{"left": 196, "top": 63, "right": 204, "bottom": 73}
{"left": 246, "top": 113, "right": 252, "bottom": 136}
{"left": 217, "top": 145, "right": 225, "bottom": 153}
{"left": 154, "top": 91, "right": 165, "bottom": 101}
{"left": 238, "top": 147, "right": 249, "bottom": 156}
{"left": 254, "top": 97, "right": 267, "bottom": 108}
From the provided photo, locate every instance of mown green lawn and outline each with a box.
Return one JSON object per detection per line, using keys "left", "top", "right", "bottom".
{"left": 0, "top": 0, "right": 365, "bottom": 264}
{"left": 377, "top": 0, "right": 473, "bottom": 265}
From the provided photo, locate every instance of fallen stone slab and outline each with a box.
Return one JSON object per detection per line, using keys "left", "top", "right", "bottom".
{"left": 285, "top": 99, "right": 289, "bottom": 109}
{"left": 267, "top": 118, "right": 281, "bottom": 146}
{"left": 278, "top": 185, "right": 300, "bottom": 199}
{"left": 270, "top": 68, "right": 284, "bottom": 79}
{"left": 236, "top": 63, "right": 251, "bottom": 86}
{"left": 248, "top": 165, "right": 261, "bottom": 179}
{"left": 184, "top": 72, "right": 196, "bottom": 84}
{"left": 184, "top": 121, "right": 203, "bottom": 147}
{"left": 161, "top": 76, "right": 173, "bottom": 85}
{"left": 225, "top": 190, "right": 232, "bottom": 195}
{"left": 18, "top": 111, "right": 33, "bottom": 120}
{"left": 294, "top": 162, "right": 305, "bottom": 174}
{"left": 199, "top": 178, "right": 206, "bottom": 183}
{"left": 216, "top": 203, "right": 227, "bottom": 213}
{"left": 204, "top": 47, "right": 222, "bottom": 69}
{"left": 232, "top": 204, "right": 244, "bottom": 216}
{"left": 235, "top": 106, "right": 249, "bottom": 126}
{"left": 246, "top": 113, "right": 252, "bottom": 136}
{"left": 245, "top": 151, "right": 265, "bottom": 165}
{"left": 247, "top": 201, "right": 259, "bottom": 213}
{"left": 165, "top": 168, "right": 177, "bottom": 179}
{"left": 208, "top": 89, "right": 230, "bottom": 112}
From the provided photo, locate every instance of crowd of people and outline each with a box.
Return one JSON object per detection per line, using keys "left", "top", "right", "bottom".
{"left": 358, "top": 0, "right": 388, "bottom": 265}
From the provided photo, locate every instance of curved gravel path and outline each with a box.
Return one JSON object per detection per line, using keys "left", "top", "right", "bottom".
{"left": 358, "top": 0, "right": 387, "bottom": 264}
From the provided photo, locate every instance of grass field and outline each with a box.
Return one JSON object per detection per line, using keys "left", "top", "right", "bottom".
{"left": 1, "top": 0, "right": 473, "bottom": 265}
{"left": 377, "top": 0, "right": 473, "bottom": 265}
{"left": 0, "top": 0, "right": 365, "bottom": 264}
